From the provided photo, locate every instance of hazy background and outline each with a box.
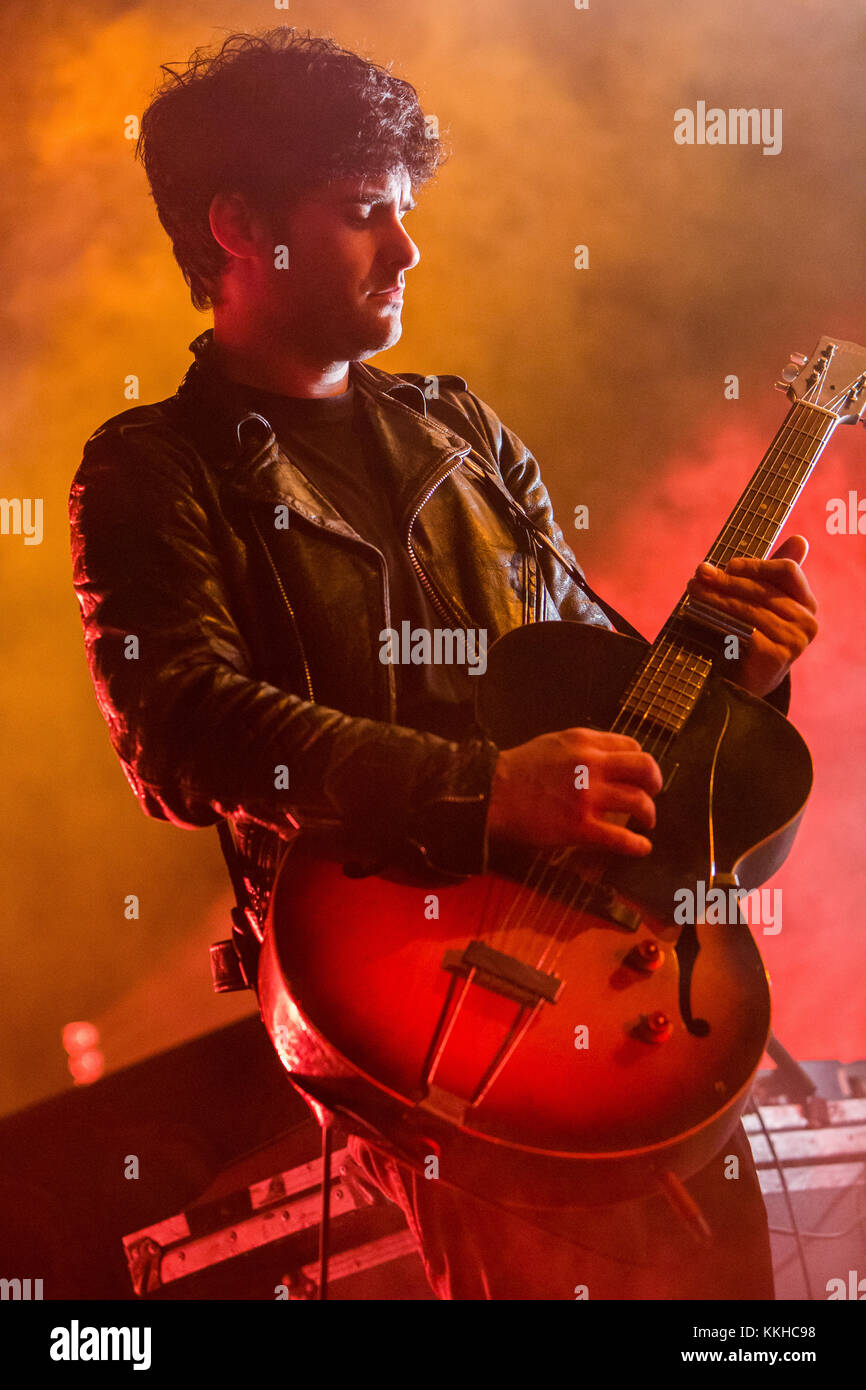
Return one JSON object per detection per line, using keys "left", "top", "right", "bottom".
{"left": 1, "top": 0, "right": 863, "bottom": 1117}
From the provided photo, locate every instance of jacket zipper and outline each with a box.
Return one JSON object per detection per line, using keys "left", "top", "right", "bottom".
{"left": 406, "top": 456, "right": 474, "bottom": 628}
{"left": 250, "top": 507, "right": 401, "bottom": 721}
{"left": 457, "top": 445, "right": 537, "bottom": 625}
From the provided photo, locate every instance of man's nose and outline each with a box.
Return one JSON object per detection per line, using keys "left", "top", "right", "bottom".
{"left": 384, "top": 218, "right": 420, "bottom": 273}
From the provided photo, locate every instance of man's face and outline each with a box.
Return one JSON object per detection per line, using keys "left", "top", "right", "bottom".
{"left": 261, "top": 167, "right": 420, "bottom": 364}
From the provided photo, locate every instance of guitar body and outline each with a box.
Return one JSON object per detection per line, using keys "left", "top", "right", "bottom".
{"left": 258, "top": 621, "right": 813, "bottom": 1209}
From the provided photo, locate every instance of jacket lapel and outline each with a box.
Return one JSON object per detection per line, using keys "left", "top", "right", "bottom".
{"left": 176, "top": 332, "right": 474, "bottom": 540}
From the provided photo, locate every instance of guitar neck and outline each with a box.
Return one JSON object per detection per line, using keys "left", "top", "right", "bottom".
{"left": 702, "top": 400, "right": 840, "bottom": 567}
{"left": 660, "top": 399, "right": 840, "bottom": 640}
{"left": 613, "top": 332, "right": 866, "bottom": 750}
{"left": 617, "top": 401, "right": 839, "bottom": 746}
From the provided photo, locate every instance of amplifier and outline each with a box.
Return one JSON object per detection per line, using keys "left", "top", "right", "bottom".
{"left": 746, "top": 1065, "right": 866, "bottom": 1300}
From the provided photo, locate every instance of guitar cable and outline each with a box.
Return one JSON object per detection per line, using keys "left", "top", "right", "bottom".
{"left": 744, "top": 1092, "right": 816, "bottom": 1300}
{"left": 749, "top": 1089, "right": 866, "bottom": 1294}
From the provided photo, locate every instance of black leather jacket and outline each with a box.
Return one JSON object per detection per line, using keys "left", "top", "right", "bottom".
{"left": 68, "top": 330, "right": 787, "bottom": 935}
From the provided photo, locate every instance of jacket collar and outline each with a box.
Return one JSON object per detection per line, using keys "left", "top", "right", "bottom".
{"left": 175, "top": 330, "right": 473, "bottom": 532}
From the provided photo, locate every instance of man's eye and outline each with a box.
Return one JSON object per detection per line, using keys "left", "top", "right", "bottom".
{"left": 347, "top": 202, "right": 411, "bottom": 224}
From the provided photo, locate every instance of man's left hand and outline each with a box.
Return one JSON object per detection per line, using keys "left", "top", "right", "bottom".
{"left": 686, "top": 535, "right": 818, "bottom": 699}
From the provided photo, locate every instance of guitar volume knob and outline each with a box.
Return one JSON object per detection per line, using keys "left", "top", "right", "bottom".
{"left": 634, "top": 1011, "right": 674, "bottom": 1044}
{"left": 624, "top": 940, "right": 664, "bottom": 972}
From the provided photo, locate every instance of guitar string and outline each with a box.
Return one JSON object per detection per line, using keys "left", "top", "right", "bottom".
{"left": 530, "top": 647, "right": 701, "bottom": 974}
{"left": 485, "top": 397, "right": 836, "bottom": 972}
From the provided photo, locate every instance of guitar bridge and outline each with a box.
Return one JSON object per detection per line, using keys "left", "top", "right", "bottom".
{"left": 440, "top": 939, "right": 562, "bottom": 1007}
{"left": 414, "top": 942, "right": 562, "bottom": 1112}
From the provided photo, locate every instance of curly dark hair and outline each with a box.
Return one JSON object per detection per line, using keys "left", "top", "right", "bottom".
{"left": 136, "top": 28, "right": 446, "bottom": 310}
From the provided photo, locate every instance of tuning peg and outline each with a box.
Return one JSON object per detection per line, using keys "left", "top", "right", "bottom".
{"left": 774, "top": 380, "right": 791, "bottom": 392}
{"left": 780, "top": 352, "right": 810, "bottom": 382}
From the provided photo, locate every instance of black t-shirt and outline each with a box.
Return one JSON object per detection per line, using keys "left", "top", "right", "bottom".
{"left": 232, "top": 379, "right": 479, "bottom": 741}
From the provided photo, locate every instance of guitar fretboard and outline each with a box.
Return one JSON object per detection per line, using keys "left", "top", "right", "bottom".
{"left": 705, "top": 400, "right": 838, "bottom": 565}
{"left": 615, "top": 400, "right": 839, "bottom": 748}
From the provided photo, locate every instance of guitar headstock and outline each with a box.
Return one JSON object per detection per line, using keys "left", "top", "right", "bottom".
{"left": 775, "top": 335, "right": 866, "bottom": 423}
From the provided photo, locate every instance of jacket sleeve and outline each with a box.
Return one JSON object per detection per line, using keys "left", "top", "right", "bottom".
{"left": 68, "top": 423, "right": 499, "bottom": 879}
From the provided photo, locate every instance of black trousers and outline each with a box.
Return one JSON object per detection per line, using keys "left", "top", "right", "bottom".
{"left": 347, "top": 1121, "right": 774, "bottom": 1300}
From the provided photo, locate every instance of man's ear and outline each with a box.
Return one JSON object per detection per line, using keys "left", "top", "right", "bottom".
{"left": 208, "top": 192, "right": 266, "bottom": 260}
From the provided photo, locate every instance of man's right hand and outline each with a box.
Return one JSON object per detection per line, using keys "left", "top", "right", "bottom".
{"left": 486, "top": 728, "right": 663, "bottom": 858}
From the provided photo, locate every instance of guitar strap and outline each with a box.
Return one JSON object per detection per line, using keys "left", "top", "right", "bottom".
{"left": 214, "top": 818, "right": 263, "bottom": 991}
{"left": 525, "top": 522, "right": 646, "bottom": 642}
{"left": 460, "top": 445, "right": 646, "bottom": 643}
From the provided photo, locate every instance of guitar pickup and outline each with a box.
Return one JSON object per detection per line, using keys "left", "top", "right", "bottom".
{"left": 441, "top": 940, "right": 562, "bottom": 1007}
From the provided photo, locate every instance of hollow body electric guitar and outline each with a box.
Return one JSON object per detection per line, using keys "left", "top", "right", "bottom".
{"left": 258, "top": 336, "right": 866, "bottom": 1211}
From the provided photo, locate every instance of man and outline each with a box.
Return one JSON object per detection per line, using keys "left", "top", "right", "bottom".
{"left": 69, "top": 28, "right": 817, "bottom": 1299}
